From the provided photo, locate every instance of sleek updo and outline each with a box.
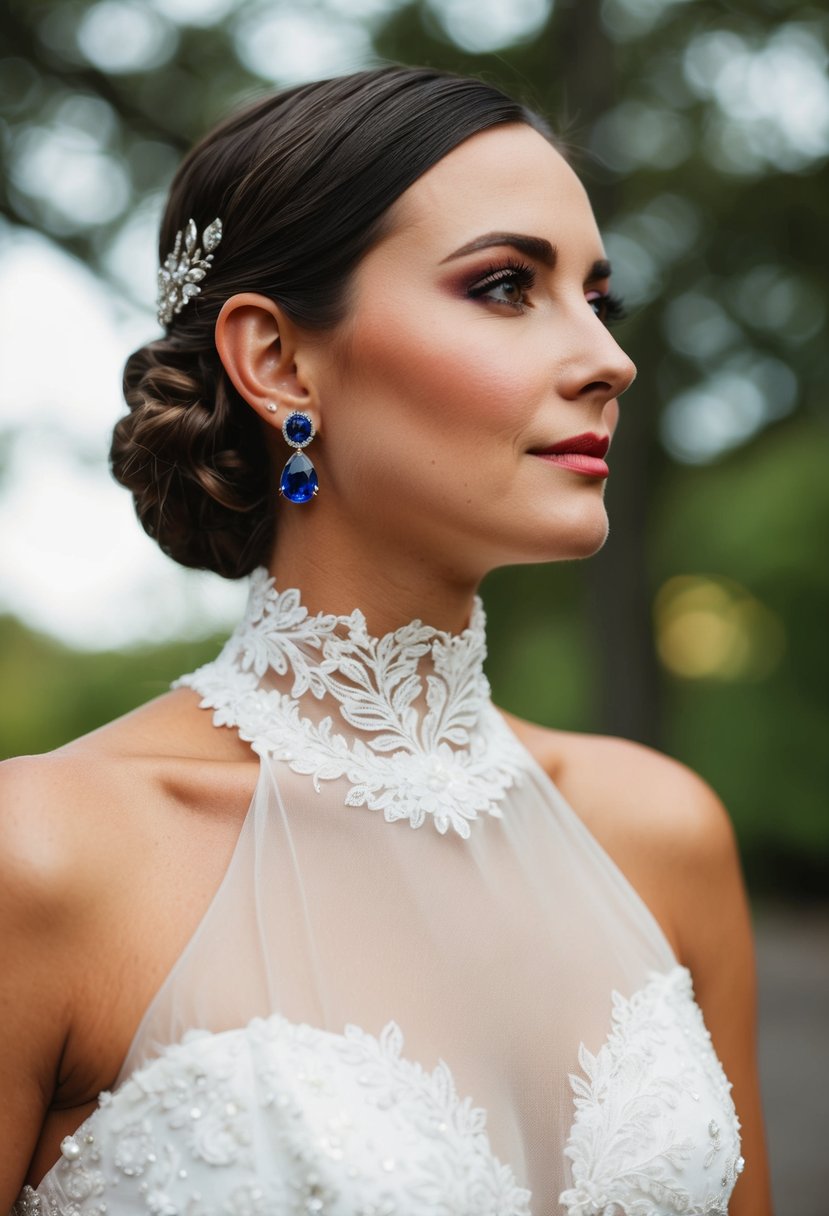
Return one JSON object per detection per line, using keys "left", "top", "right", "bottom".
{"left": 111, "top": 66, "right": 550, "bottom": 578}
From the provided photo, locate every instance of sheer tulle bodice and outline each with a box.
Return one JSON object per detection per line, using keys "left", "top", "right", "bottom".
{"left": 16, "top": 572, "right": 744, "bottom": 1215}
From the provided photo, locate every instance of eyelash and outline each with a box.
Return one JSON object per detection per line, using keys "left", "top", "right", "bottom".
{"left": 466, "top": 259, "right": 626, "bottom": 328}
{"left": 467, "top": 259, "right": 536, "bottom": 309}
{"left": 590, "top": 292, "right": 627, "bottom": 327}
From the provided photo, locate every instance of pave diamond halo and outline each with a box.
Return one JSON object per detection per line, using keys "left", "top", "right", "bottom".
{"left": 157, "top": 216, "right": 223, "bottom": 326}
{"left": 281, "top": 411, "right": 315, "bottom": 449}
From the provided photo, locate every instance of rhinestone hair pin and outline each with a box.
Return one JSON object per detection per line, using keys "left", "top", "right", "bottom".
{"left": 156, "top": 216, "right": 223, "bottom": 326}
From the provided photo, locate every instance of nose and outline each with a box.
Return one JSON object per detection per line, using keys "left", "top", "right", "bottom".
{"left": 560, "top": 322, "right": 637, "bottom": 404}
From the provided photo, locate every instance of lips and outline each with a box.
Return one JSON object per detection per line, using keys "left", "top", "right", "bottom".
{"left": 534, "top": 433, "right": 610, "bottom": 458}
{"left": 530, "top": 432, "right": 610, "bottom": 478}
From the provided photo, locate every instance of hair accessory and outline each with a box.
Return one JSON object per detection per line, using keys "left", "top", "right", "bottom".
{"left": 279, "top": 411, "right": 318, "bottom": 504}
{"left": 157, "top": 217, "right": 223, "bottom": 326}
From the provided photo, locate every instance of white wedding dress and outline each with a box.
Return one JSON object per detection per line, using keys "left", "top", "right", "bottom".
{"left": 15, "top": 570, "right": 744, "bottom": 1216}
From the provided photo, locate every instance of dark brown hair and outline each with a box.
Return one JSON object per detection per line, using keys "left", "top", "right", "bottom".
{"left": 112, "top": 66, "right": 551, "bottom": 577}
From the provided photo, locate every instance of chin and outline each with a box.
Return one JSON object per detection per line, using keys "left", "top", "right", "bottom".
{"left": 530, "top": 503, "right": 610, "bottom": 563}
{"left": 462, "top": 495, "right": 612, "bottom": 575}
{"left": 548, "top": 533, "right": 609, "bottom": 563}
{"left": 485, "top": 519, "right": 608, "bottom": 574}
{"left": 571, "top": 515, "right": 611, "bottom": 558}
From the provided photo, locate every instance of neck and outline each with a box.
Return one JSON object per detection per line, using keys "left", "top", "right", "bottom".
{"left": 268, "top": 516, "right": 481, "bottom": 637}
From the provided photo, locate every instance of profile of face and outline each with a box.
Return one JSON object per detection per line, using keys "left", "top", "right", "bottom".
{"left": 222, "top": 123, "right": 637, "bottom": 588}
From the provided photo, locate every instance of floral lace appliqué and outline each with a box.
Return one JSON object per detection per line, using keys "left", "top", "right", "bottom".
{"left": 175, "top": 570, "right": 524, "bottom": 837}
{"left": 17, "top": 1014, "right": 531, "bottom": 1216}
{"left": 559, "top": 965, "right": 745, "bottom": 1216}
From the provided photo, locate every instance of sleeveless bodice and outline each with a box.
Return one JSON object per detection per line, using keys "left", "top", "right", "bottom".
{"left": 16, "top": 572, "right": 744, "bottom": 1215}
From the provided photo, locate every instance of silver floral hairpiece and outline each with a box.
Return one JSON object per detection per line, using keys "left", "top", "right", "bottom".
{"left": 156, "top": 216, "right": 223, "bottom": 326}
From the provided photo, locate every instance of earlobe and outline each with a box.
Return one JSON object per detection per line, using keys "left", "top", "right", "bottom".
{"left": 215, "top": 292, "right": 316, "bottom": 425}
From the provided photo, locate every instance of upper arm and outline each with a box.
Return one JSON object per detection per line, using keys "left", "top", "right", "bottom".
{"left": 658, "top": 769, "right": 774, "bottom": 1216}
{"left": 0, "top": 757, "right": 81, "bottom": 1204}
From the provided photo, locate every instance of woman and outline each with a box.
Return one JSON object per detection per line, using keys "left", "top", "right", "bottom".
{"left": 1, "top": 66, "right": 771, "bottom": 1214}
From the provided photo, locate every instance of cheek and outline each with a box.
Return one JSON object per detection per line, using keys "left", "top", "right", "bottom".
{"left": 335, "top": 301, "right": 536, "bottom": 454}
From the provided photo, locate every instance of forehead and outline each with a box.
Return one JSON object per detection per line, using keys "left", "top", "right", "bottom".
{"left": 386, "top": 123, "right": 603, "bottom": 260}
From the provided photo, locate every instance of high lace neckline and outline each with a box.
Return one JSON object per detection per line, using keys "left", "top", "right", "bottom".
{"left": 175, "top": 569, "right": 525, "bottom": 837}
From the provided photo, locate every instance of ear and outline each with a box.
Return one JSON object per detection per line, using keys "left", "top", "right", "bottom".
{"left": 214, "top": 293, "right": 317, "bottom": 428}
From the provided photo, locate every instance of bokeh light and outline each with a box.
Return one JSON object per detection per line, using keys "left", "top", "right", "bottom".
{"left": 590, "top": 100, "right": 692, "bottom": 172}
{"left": 234, "top": 6, "right": 372, "bottom": 84}
{"left": 660, "top": 352, "right": 798, "bottom": 464}
{"left": 655, "top": 575, "right": 786, "bottom": 681}
{"left": 427, "top": 0, "right": 553, "bottom": 54}
{"left": 602, "top": 195, "right": 700, "bottom": 308}
{"left": 77, "top": 0, "right": 177, "bottom": 74}
{"left": 684, "top": 24, "right": 829, "bottom": 173}
{"left": 730, "top": 265, "right": 826, "bottom": 346}
{"left": 11, "top": 108, "right": 131, "bottom": 231}
{"left": 601, "top": 0, "right": 693, "bottom": 43}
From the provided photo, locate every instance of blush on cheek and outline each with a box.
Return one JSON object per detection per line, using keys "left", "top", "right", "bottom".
{"left": 362, "top": 278, "right": 496, "bottom": 360}
{"left": 354, "top": 325, "right": 521, "bottom": 439}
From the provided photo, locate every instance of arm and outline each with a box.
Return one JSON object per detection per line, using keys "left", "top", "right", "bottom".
{"left": 0, "top": 757, "right": 79, "bottom": 1206}
{"left": 666, "top": 773, "right": 773, "bottom": 1216}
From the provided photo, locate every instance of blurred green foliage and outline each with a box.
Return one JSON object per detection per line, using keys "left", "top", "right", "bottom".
{"left": 1, "top": 0, "right": 827, "bottom": 898}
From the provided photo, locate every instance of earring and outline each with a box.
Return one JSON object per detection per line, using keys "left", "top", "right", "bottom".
{"left": 279, "top": 411, "right": 319, "bottom": 504}
{"left": 265, "top": 402, "right": 278, "bottom": 414}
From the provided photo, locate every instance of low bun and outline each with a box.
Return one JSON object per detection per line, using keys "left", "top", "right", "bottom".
{"left": 112, "top": 340, "right": 273, "bottom": 578}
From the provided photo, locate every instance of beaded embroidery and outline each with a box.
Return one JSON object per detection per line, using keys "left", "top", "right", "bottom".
{"left": 16, "top": 1015, "right": 531, "bottom": 1216}
{"left": 560, "top": 967, "right": 745, "bottom": 1216}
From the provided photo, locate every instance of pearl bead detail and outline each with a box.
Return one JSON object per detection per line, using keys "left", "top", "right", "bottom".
{"left": 59, "top": 1136, "right": 81, "bottom": 1161}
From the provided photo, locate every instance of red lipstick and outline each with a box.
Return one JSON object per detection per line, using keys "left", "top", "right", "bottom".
{"left": 531, "top": 432, "right": 610, "bottom": 478}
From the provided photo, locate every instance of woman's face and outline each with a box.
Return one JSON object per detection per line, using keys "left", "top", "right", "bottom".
{"left": 305, "top": 123, "right": 636, "bottom": 582}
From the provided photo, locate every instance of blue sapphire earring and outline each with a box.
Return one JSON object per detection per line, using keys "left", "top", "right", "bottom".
{"left": 279, "top": 410, "right": 319, "bottom": 504}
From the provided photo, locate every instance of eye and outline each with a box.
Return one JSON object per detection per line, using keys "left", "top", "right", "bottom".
{"left": 467, "top": 260, "right": 536, "bottom": 311}
{"left": 587, "top": 290, "right": 626, "bottom": 327}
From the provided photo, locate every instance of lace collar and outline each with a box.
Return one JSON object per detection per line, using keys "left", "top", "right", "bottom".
{"left": 176, "top": 569, "right": 524, "bottom": 837}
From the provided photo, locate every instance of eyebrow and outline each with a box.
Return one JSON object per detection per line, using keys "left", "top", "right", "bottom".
{"left": 440, "top": 231, "right": 611, "bottom": 283}
{"left": 588, "top": 258, "right": 612, "bottom": 282}
{"left": 441, "top": 231, "right": 556, "bottom": 266}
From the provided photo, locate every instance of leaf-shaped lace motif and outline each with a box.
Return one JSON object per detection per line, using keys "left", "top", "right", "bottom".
{"left": 175, "top": 570, "right": 524, "bottom": 836}
{"left": 559, "top": 966, "right": 744, "bottom": 1216}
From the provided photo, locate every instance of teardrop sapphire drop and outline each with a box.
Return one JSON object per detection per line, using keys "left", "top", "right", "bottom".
{"left": 280, "top": 451, "right": 318, "bottom": 504}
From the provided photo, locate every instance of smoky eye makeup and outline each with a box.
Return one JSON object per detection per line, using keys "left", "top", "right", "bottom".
{"left": 451, "top": 250, "right": 625, "bottom": 325}
{"left": 586, "top": 290, "right": 627, "bottom": 327}
{"left": 465, "top": 259, "right": 537, "bottom": 308}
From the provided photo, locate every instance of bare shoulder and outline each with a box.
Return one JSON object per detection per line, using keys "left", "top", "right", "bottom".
{"left": 0, "top": 746, "right": 128, "bottom": 916}
{"left": 502, "top": 711, "right": 736, "bottom": 858}
{"left": 1, "top": 687, "right": 257, "bottom": 931}
{"left": 501, "top": 711, "right": 741, "bottom": 963}
{"left": 3, "top": 687, "right": 242, "bottom": 839}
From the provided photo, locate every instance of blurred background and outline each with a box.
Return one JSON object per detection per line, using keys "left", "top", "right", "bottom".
{"left": 1, "top": 0, "right": 827, "bottom": 1209}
